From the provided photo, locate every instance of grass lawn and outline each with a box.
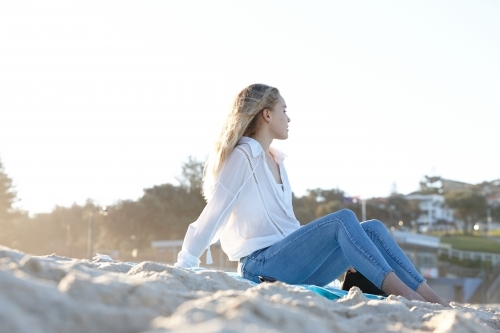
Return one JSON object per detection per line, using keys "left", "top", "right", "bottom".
{"left": 490, "top": 229, "right": 500, "bottom": 237}
{"left": 439, "top": 234, "right": 500, "bottom": 253}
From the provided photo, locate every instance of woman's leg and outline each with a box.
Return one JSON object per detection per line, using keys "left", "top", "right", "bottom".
{"left": 360, "top": 220, "right": 424, "bottom": 290}
{"left": 240, "top": 215, "right": 351, "bottom": 285}
{"left": 299, "top": 246, "right": 350, "bottom": 286}
{"left": 241, "top": 209, "right": 425, "bottom": 301}
{"left": 360, "top": 220, "right": 449, "bottom": 306}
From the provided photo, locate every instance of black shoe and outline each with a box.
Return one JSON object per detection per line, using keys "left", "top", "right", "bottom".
{"left": 341, "top": 270, "right": 387, "bottom": 296}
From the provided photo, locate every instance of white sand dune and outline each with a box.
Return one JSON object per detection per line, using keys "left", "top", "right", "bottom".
{"left": 0, "top": 246, "right": 498, "bottom": 333}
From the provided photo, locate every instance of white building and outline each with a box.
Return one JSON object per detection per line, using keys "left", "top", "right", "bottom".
{"left": 405, "top": 194, "right": 454, "bottom": 229}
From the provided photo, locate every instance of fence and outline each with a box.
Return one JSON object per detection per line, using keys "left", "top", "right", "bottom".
{"left": 437, "top": 248, "right": 500, "bottom": 266}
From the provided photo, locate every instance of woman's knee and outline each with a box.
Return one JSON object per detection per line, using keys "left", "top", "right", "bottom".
{"left": 333, "top": 208, "right": 358, "bottom": 221}
{"left": 361, "top": 219, "right": 387, "bottom": 233}
{"left": 328, "top": 209, "right": 359, "bottom": 224}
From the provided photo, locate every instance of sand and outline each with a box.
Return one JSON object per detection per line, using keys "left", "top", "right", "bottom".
{"left": 0, "top": 246, "right": 498, "bottom": 333}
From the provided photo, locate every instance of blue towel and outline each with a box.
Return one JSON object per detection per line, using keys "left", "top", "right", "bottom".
{"left": 92, "top": 255, "right": 385, "bottom": 302}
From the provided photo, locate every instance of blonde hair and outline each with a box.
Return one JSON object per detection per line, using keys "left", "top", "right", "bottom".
{"left": 202, "top": 83, "right": 280, "bottom": 200}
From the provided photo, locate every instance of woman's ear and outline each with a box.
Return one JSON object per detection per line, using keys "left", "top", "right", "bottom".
{"left": 261, "top": 109, "right": 272, "bottom": 123}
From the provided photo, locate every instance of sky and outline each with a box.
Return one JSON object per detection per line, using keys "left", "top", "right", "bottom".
{"left": 1, "top": 0, "right": 499, "bottom": 215}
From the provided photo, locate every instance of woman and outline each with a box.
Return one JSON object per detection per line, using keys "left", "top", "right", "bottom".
{"left": 175, "top": 83, "right": 448, "bottom": 306}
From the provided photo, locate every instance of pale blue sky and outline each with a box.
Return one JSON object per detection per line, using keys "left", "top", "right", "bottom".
{"left": 1, "top": 1, "right": 499, "bottom": 215}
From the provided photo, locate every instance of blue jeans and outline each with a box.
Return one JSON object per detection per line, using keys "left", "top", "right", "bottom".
{"left": 239, "top": 209, "right": 425, "bottom": 290}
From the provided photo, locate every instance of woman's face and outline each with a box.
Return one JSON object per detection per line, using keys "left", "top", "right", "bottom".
{"left": 269, "top": 94, "right": 290, "bottom": 140}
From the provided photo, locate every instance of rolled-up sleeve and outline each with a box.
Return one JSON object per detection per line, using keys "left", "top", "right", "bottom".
{"left": 174, "top": 150, "right": 253, "bottom": 268}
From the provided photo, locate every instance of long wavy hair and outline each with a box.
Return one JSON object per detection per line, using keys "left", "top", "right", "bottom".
{"left": 202, "top": 83, "right": 280, "bottom": 200}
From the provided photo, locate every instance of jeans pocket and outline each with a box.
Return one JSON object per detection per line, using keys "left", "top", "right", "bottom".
{"left": 242, "top": 265, "right": 261, "bottom": 284}
{"left": 241, "top": 247, "right": 271, "bottom": 283}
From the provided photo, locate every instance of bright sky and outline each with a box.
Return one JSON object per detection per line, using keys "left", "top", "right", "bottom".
{"left": 1, "top": 1, "right": 499, "bottom": 215}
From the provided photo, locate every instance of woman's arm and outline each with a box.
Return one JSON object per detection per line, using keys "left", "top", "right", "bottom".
{"left": 174, "top": 149, "right": 254, "bottom": 268}
{"left": 174, "top": 182, "right": 239, "bottom": 267}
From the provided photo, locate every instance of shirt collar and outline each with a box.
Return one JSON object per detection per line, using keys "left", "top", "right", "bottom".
{"left": 238, "top": 136, "right": 286, "bottom": 162}
{"left": 269, "top": 146, "right": 286, "bottom": 163}
{"left": 238, "top": 136, "right": 263, "bottom": 157}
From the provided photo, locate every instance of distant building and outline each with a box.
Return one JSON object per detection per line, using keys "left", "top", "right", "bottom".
{"left": 405, "top": 194, "right": 454, "bottom": 230}
{"left": 442, "top": 178, "right": 500, "bottom": 208}
{"left": 441, "top": 178, "right": 473, "bottom": 192}
{"left": 481, "top": 178, "right": 500, "bottom": 207}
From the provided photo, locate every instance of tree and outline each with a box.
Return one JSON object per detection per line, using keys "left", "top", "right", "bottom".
{"left": 176, "top": 156, "right": 204, "bottom": 193}
{"left": 293, "top": 188, "right": 363, "bottom": 224}
{"left": 96, "top": 156, "right": 207, "bottom": 251}
{"left": 445, "top": 190, "right": 487, "bottom": 235}
{"left": 492, "top": 205, "right": 500, "bottom": 223}
{"left": 386, "top": 194, "right": 420, "bottom": 228}
{"left": 25, "top": 202, "right": 95, "bottom": 257}
{"left": 291, "top": 192, "right": 316, "bottom": 224}
{"left": 0, "top": 158, "right": 22, "bottom": 247}
{"left": 419, "top": 175, "right": 443, "bottom": 194}
{"left": 0, "top": 158, "right": 18, "bottom": 221}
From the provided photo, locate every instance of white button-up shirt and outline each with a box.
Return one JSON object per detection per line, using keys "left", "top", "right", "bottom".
{"left": 175, "top": 136, "right": 301, "bottom": 268}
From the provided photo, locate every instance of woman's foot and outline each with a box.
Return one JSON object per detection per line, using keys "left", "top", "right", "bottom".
{"left": 381, "top": 272, "right": 427, "bottom": 302}
{"left": 381, "top": 272, "right": 451, "bottom": 307}
{"left": 416, "top": 282, "right": 451, "bottom": 307}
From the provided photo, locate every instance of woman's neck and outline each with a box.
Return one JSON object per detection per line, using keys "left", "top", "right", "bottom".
{"left": 249, "top": 132, "right": 273, "bottom": 154}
